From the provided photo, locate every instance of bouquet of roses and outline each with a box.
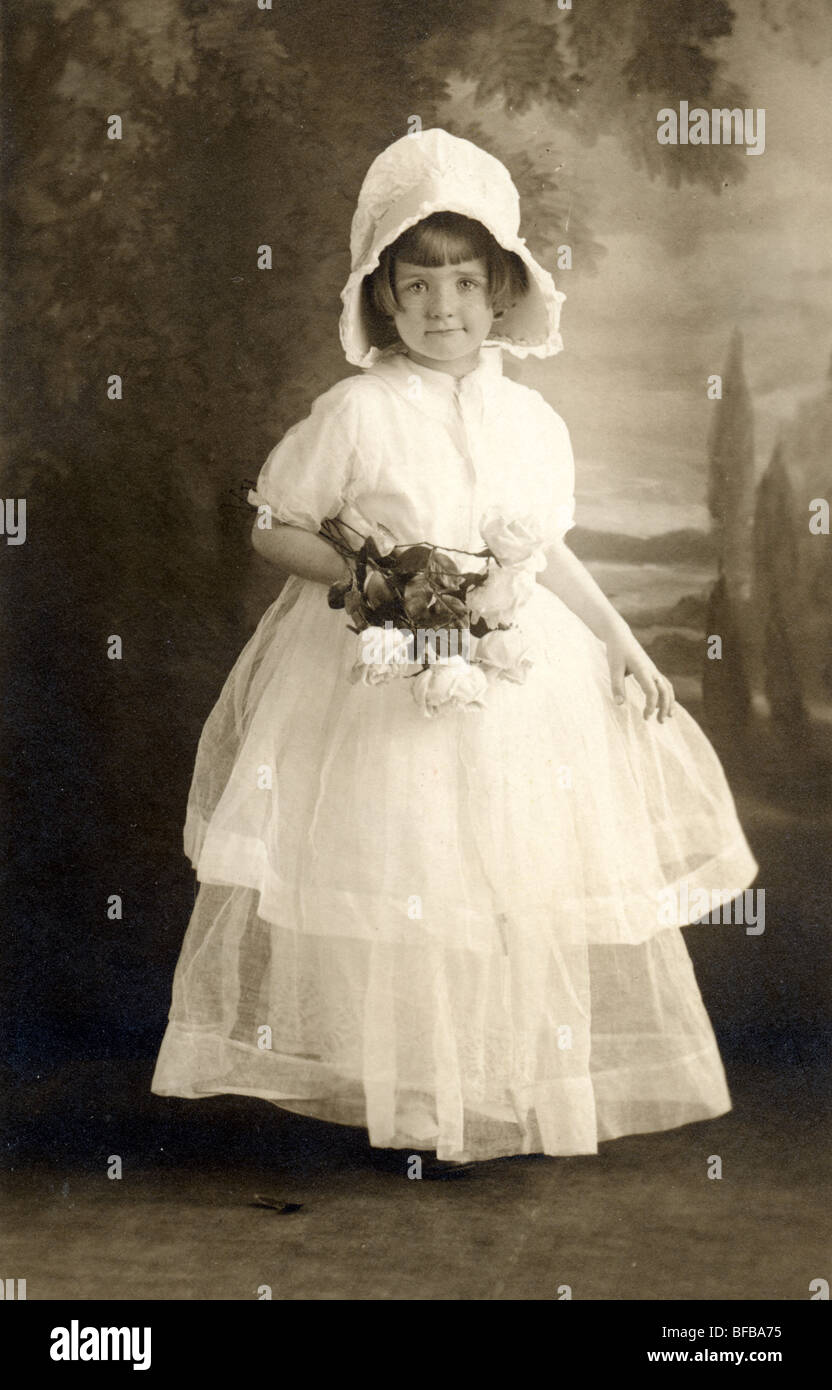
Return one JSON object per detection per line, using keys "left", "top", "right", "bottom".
{"left": 319, "top": 504, "right": 546, "bottom": 717}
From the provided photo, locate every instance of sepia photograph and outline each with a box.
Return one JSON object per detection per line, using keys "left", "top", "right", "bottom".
{"left": 3, "top": 0, "right": 830, "bottom": 1343}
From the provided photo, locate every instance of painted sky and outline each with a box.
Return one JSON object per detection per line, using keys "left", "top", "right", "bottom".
{"left": 445, "top": 1, "right": 832, "bottom": 536}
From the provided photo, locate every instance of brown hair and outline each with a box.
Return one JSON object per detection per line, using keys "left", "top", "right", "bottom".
{"left": 363, "top": 212, "right": 528, "bottom": 335}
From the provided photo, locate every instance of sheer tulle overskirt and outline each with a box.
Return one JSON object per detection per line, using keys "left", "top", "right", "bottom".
{"left": 152, "top": 578, "right": 756, "bottom": 1159}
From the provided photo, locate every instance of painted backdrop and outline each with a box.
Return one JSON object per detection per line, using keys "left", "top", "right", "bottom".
{"left": 3, "top": 0, "right": 830, "bottom": 1158}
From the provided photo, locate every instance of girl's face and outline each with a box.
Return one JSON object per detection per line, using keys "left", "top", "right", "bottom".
{"left": 391, "top": 257, "right": 494, "bottom": 376}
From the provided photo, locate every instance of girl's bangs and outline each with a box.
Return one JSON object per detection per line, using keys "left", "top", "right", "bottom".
{"left": 393, "top": 213, "right": 491, "bottom": 267}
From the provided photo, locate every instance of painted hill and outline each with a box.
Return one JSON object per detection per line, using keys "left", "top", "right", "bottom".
{"left": 567, "top": 526, "right": 718, "bottom": 566}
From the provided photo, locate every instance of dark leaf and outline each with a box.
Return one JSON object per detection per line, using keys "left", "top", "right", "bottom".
{"left": 428, "top": 550, "right": 461, "bottom": 579}
{"left": 344, "top": 583, "right": 371, "bottom": 628}
{"left": 327, "top": 579, "right": 351, "bottom": 610}
{"left": 394, "top": 544, "right": 435, "bottom": 575}
{"left": 433, "top": 593, "right": 469, "bottom": 626}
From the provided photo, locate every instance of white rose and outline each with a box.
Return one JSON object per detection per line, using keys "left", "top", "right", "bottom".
{"left": 367, "top": 522, "right": 397, "bottom": 557}
{"left": 479, "top": 509, "right": 545, "bottom": 565}
{"left": 468, "top": 562, "right": 536, "bottom": 628}
{"left": 475, "top": 627, "right": 534, "bottom": 684}
{"left": 349, "top": 626, "right": 413, "bottom": 686}
{"left": 411, "top": 654, "right": 489, "bottom": 718}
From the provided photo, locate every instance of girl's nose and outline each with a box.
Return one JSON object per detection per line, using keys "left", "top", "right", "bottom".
{"left": 427, "top": 285, "right": 456, "bottom": 317}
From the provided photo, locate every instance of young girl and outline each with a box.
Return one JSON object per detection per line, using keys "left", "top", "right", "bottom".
{"left": 152, "top": 129, "right": 758, "bottom": 1171}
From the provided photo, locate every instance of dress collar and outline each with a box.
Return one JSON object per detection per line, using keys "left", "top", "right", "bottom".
{"left": 366, "top": 343, "right": 503, "bottom": 418}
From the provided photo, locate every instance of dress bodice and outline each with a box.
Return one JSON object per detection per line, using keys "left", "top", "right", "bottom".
{"left": 248, "top": 346, "right": 576, "bottom": 556}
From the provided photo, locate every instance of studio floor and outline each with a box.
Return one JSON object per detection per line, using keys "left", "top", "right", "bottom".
{"left": 3, "top": 1059, "right": 828, "bottom": 1301}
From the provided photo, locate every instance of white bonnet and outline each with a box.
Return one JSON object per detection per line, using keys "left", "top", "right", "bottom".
{"left": 339, "top": 128, "right": 566, "bottom": 368}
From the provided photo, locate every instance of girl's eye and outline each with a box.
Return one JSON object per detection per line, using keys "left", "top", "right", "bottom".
{"left": 398, "top": 278, "right": 483, "bottom": 294}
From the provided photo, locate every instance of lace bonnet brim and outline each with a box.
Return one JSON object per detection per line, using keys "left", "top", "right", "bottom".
{"left": 339, "top": 128, "right": 566, "bottom": 369}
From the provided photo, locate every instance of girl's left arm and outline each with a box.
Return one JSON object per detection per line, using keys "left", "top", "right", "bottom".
{"left": 538, "top": 538, "right": 675, "bottom": 722}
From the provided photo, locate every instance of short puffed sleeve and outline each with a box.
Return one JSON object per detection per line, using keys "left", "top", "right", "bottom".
{"left": 248, "top": 378, "right": 363, "bottom": 532}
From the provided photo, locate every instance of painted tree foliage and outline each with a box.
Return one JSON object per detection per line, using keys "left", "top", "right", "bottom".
{"left": 705, "top": 331, "right": 832, "bottom": 761}
{"left": 752, "top": 444, "right": 808, "bottom": 742}
{"left": 707, "top": 329, "right": 756, "bottom": 610}
{"left": 752, "top": 376, "right": 832, "bottom": 732}
{"left": 702, "top": 328, "right": 755, "bottom": 736}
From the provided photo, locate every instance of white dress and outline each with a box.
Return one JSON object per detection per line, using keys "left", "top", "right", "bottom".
{"left": 151, "top": 344, "right": 758, "bottom": 1162}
